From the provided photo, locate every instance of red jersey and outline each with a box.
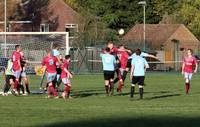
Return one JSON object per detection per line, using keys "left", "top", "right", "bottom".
{"left": 102, "top": 47, "right": 119, "bottom": 55}
{"left": 183, "top": 56, "right": 197, "bottom": 73}
{"left": 117, "top": 51, "right": 129, "bottom": 69}
{"left": 11, "top": 51, "right": 21, "bottom": 71}
{"left": 61, "top": 60, "right": 69, "bottom": 79}
{"left": 42, "top": 56, "right": 57, "bottom": 73}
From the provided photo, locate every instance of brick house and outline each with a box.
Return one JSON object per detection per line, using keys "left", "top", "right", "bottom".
{"left": 0, "top": 0, "right": 82, "bottom": 33}
{"left": 123, "top": 24, "right": 200, "bottom": 70}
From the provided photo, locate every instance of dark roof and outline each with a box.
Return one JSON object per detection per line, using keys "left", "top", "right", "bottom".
{"left": 46, "top": 0, "right": 81, "bottom": 31}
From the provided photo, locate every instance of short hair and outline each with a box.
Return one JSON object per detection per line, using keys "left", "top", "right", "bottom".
{"left": 45, "top": 48, "right": 52, "bottom": 54}
{"left": 105, "top": 47, "right": 110, "bottom": 52}
{"left": 135, "top": 48, "right": 141, "bottom": 56}
{"left": 187, "top": 49, "right": 193, "bottom": 54}
{"left": 118, "top": 44, "right": 125, "bottom": 48}
{"left": 53, "top": 43, "right": 59, "bottom": 49}
{"left": 65, "top": 55, "right": 71, "bottom": 59}
{"left": 107, "top": 41, "right": 113, "bottom": 45}
{"left": 15, "top": 45, "right": 21, "bottom": 50}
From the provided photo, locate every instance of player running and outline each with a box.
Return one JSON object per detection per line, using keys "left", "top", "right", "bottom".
{"left": 130, "top": 49, "right": 149, "bottom": 99}
{"left": 11, "top": 45, "right": 22, "bottom": 96}
{"left": 42, "top": 48, "right": 59, "bottom": 98}
{"left": 100, "top": 47, "right": 116, "bottom": 96}
{"left": 181, "top": 49, "right": 198, "bottom": 94}
{"left": 61, "top": 55, "right": 73, "bottom": 100}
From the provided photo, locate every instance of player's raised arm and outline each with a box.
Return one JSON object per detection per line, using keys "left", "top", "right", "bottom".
{"left": 144, "top": 59, "right": 149, "bottom": 72}
{"left": 194, "top": 58, "right": 198, "bottom": 73}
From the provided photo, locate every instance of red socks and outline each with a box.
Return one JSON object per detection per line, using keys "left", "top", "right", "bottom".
{"left": 48, "top": 85, "right": 58, "bottom": 97}
{"left": 185, "top": 83, "right": 190, "bottom": 94}
{"left": 64, "top": 85, "right": 71, "bottom": 94}
{"left": 14, "top": 80, "right": 19, "bottom": 90}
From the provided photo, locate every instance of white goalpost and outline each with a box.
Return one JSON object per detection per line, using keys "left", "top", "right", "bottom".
{"left": 0, "top": 32, "right": 69, "bottom": 56}
{"left": 0, "top": 31, "right": 69, "bottom": 73}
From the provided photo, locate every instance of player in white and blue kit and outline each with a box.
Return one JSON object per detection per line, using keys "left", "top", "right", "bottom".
{"left": 100, "top": 47, "right": 116, "bottom": 96}
{"left": 130, "top": 49, "right": 149, "bottom": 99}
{"left": 52, "top": 44, "right": 63, "bottom": 89}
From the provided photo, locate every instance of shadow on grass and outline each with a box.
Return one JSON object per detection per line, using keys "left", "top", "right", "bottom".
{"left": 72, "top": 89, "right": 105, "bottom": 98}
{"left": 37, "top": 116, "right": 200, "bottom": 127}
{"left": 145, "top": 93, "right": 181, "bottom": 100}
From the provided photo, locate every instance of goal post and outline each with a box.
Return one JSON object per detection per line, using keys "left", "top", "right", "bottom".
{"left": 0, "top": 31, "right": 69, "bottom": 73}
{"left": 0, "top": 31, "right": 70, "bottom": 57}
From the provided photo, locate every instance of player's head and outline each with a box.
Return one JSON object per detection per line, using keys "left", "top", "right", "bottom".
{"left": 105, "top": 47, "right": 111, "bottom": 53}
{"left": 65, "top": 55, "right": 71, "bottom": 61}
{"left": 45, "top": 48, "right": 52, "bottom": 55}
{"left": 118, "top": 44, "right": 125, "bottom": 50}
{"left": 107, "top": 41, "right": 114, "bottom": 49}
{"left": 135, "top": 48, "right": 141, "bottom": 56}
{"left": 15, "top": 45, "right": 21, "bottom": 51}
{"left": 53, "top": 43, "right": 59, "bottom": 50}
{"left": 187, "top": 49, "right": 193, "bottom": 56}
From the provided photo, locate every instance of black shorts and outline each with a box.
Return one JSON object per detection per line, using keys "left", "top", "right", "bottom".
{"left": 104, "top": 71, "right": 114, "bottom": 80}
{"left": 56, "top": 68, "right": 62, "bottom": 75}
{"left": 126, "top": 59, "right": 132, "bottom": 68}
{"left": 6, "top": 75, "right": 16, "bottom": 83}
{"left": 132, "top": 76, "right": 145, "bottom": 85}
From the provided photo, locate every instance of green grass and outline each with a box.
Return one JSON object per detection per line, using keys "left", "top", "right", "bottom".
{"left": 1, "top": 72, "right": 200, "bottom": 127}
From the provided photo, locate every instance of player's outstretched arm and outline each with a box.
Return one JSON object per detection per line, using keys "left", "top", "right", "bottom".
{"left": 194, "top": 63, "right": 198, "bottom": 73}
{"left": 146, "top": 54, "right": 159, "bottom": 60}
{"left": 64, "top": 68, "right": 73, "bottom": 78}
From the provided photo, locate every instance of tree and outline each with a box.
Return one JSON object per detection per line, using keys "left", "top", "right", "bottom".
{"left": 64, "top": 0, "right": 161, "bottom": 44}
{"left": 0, "top": 0, "right": 22, "bottom": 21}
{"left": 176, "top": 0, "right": 200, "bottom": 39}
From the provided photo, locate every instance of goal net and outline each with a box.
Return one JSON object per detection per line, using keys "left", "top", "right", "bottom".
{"left": 0, "top": 32, "right": 69, "bottom": 90}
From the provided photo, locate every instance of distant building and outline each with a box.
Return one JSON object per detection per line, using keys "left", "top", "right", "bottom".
{"left": 123, "top": 24, "right": 200, "bottom": 70}
{"left": 0, "top": 0, "right": 82, "bottom": 35}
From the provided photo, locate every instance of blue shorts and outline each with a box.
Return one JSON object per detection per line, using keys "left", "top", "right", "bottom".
{"left": 46, "top": 72, "right": 57, "bottom": 83}
{"left": 62, "top": 78, "right": 71, "bottom": 85}
{"left": 21, "top": 71, "right": 27, "bottom": 78}
{"left": 13, "top": 70, "right": 21, "bottom": 78}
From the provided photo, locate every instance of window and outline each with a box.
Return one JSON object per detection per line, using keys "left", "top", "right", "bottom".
{"left": 40, "top": 24, "right": 49, "bottom": 32}
{"left": 65, "top": 24, "right": 78, "bottom": 38}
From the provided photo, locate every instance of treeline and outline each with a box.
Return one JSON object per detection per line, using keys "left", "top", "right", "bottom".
{"left": 65, "top": 0, "right": 200, "bottom": 41}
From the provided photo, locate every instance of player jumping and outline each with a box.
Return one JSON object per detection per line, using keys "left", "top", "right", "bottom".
{"left": 42, "top": 48, "right": 59, "bottom": 98}
{"left": 100, "top": 47, "right": 116, "bottom": 96}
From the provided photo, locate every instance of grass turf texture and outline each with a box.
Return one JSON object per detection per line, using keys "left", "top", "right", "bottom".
{"left": 0, "top": 72, "right": 200, "bottom": 127}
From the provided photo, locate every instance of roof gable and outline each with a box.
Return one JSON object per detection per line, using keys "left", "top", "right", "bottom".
{"left": 166, "top": 24, "right": 200, "bottom": 44}
{"left": 123, "top": 24, "right": 181, "bottom": 45}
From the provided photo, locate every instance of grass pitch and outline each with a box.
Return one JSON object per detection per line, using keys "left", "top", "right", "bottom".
{"left": 0, "top": 72, "right": 200, "bottom": 127}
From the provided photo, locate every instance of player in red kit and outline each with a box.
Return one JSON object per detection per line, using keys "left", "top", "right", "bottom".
{"left": 11, "top": 45, "right": 22, "bottom": 96}
{"left": 61, "top": 55, "right": 73, "bottom": 100}
{"left": 114, "top": 44, "right": 129, "bottom": 93}
{"left": 42, "top": 49, "right": 59, "bottom": 98}
{"left": 182, "top": 49, "right": 198, "bottom": 94}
